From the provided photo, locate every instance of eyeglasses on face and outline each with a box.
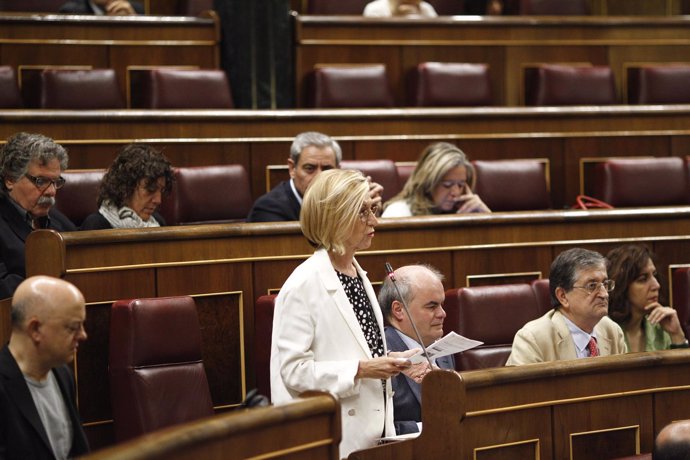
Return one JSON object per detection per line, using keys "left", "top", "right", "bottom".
{"left": 358, "top": 204, "right": 380, "bottom": 222}
{"left": 572, "top": 279, "right": 615, "bottom": 295}
{"left": 24, "top": 173, "right": 66, "bottom": 190}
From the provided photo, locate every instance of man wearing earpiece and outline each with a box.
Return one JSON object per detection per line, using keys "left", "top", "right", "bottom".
{"left": 0, "top": 133, "right": 76, "bottom": 299}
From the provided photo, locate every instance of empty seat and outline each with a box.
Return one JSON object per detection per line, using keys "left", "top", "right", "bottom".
{"left": 109, "top": 296, "right": 214, "bottom": 441}
{"left": 591, "top": 157, "right": 689, "bottom": 207}
{"left": 524, "top": 64, "right": 617, "bottom": 106}
{"left": 307, "top": 0, "right": 370, "bottom": 14}
{"left": 341, "top": 159, "right": 401, "bottom": 202}
{"left": 130, "top": 68, "right": 234, "bottom": 109}
{"left": 54, "top": 169, "right": 105, "bottom": 228}
{"left": 159, "top": 164, "right": 253, "bottom": 225}
{"left": 443, "top": 282, "right": 548, "bottom": 371}
{"left": 306, "top": 64, "right": 395, "bottom": 108}
{"left": 628, "top": 65, "right": 690, "bottom": 104}
{"left": 0, "top": 66, "right": 22, "bottom": 108}
{"left": 520, "top": 0, "right": 589, "bottom": 14}
{"left": 255, "top": 294, "right": 277, "bottom": 401}
{"left": 38, "top": 69, "right": 125, "bottom": 109}
{"left": 472, "top": 159, "right": 551, "bottom": 211}
{"left": 408, "top": 62, "right": 492, "bottom": 107}
{"left": 672, "top": 267, "right": 690, "bottom": 341}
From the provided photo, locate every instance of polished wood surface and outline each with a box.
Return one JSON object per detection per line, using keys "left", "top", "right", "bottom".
{"left": 349, "top": 351, "right": 690, "bottom": 459}
{"left": 2, "top": 105, "right": 690, "bottom": 208}
{"left": 81, "top": 392, "right": 341, "bottom": 460}
{"left": 295, "top": 15, "right": 690, "bottom": 106}
{"left": 19, "top": 208, "right": 690, "bottom": 447}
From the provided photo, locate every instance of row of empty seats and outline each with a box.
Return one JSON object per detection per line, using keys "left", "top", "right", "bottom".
{"left": 308, "top": 62, "right": 690, "bottom": 108}
{"left": 0, "top": 66, "right": 234, "bottom": 109}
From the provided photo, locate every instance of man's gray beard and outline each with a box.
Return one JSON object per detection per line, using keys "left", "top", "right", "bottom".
{"left": 37, "top": 196, "right": 56, "bottom": 207}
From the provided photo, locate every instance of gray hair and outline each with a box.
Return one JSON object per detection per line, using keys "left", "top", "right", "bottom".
{"left": 0, "top": 132, "right": 68, "bottom": 195}
{"left": 549, "top": 248, "right": 606, "bottom": 308}
{"left": 379, "top": 264, "right": 445, "bottom": 320}
{"left": 289, "top": 132, "right": 342, "bottom": 166}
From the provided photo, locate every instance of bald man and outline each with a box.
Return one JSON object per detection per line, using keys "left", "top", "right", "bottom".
{"left": 654, "top": 419, "right": 690, "bottom": 460}
{"left": 0, "top": 276, "right": 89, "bottom": 459}
{"left": 378, "top": 264, "right": 455, "bottom": 434}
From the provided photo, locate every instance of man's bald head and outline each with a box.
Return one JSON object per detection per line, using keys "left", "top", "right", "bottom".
{"left": 654, "top": 419, "right": 690, "bottom": 460}
{"left": 11, "top": 276, "right": 85, "bottom": 330}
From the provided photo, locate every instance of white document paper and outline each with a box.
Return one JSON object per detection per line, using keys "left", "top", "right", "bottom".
{"left": 408, "top": 331, "right": 483, "bottom": 364}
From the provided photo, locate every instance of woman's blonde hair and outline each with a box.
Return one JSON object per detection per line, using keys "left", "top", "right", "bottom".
{"left": 385, "top": 142, "right": 475, "bottom": 216}
{"left": 300, "top": 169, "right": 370, "bottom": 255}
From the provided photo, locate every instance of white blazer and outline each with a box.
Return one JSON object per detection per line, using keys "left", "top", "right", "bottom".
{"left": 270, "top": 248, "right": 395, "bottom": 458}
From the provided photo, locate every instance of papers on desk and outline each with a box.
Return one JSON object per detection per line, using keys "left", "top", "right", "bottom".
{"left": 408, "top": 331, "right": 483, "bottom": 364}
{"left": 379, "top": 431, "right": 421, "bottom": 443}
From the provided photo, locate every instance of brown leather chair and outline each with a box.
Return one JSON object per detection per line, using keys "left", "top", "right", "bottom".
{"left": 159, "top": 164, "right": 253, "bottom": 225}
{"left": 524, "top": 64, "right": 617, "bottom": 106}
{"left": 591, "top": 157, "right": 689, "bottom": 207}
{"left": 38, "top": 69, "right": 126, "bottom": 109}
{"left": 306, "top": 64, "right": 395, "bottom": 108}
{"left": 54, "top": 169, "right": 105, "bottom": 228}
{"left": 628, "top": 65, "right": 690, "bottom": 104}
{"left": 307, "top": 0, "right": 370, "bottom": 13}
{"left": 520, "top": 0, "right": 589, "bottom": 14}
{"left": 130, "top": 68, "right": 234, "bottom": 109}
{"left": 443, "top": 282, "right": 548, "bottom": 371}
{"left": 109, "top": 296, "right": 214, "bottom": 442}
{"left": 408, "top": 62, "right": 492, "bottom": 107}
{"left": 255, "top": 294, "right": 277, "bottom": 402}
{"left": 0, "top": 66, "right": 22, "bottom": 108}
{"left": 672, "top": 267, "right": 690, "bottom": 340}
{"left": 472, "top": 159, "right": 551, "bottom": 211}
{"left": 341, "top": 159, "right": 401, "bottom": 202}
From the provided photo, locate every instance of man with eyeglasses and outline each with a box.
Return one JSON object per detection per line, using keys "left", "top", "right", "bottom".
{"left": 506, "top": 248, "right": 627, "bottom": 365}
{"left": 0, "top": 132, "right": 76, "bottom": 299}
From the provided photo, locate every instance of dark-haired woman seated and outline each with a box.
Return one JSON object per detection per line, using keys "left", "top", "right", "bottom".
{"left": 607, "top": 244, "right": 689, "bottom": 352}
{"left": 80, "top": 144, "right": 173, "bottom": 230}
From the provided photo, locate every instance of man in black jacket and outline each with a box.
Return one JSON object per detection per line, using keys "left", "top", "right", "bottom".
{"left": 0, "top": 133, "right": 76, "bottom": 299}
{"left": 0, "top": 276, "right": 89, "bottom": 459}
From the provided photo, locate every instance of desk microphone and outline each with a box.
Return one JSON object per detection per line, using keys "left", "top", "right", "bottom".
{"left": 385, "top": 262, "right": 434, "bottom": 370}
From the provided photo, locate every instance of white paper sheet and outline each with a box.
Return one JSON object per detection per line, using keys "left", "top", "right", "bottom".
{"left": 408, "top": 331, "right": 483, "bottom": 364}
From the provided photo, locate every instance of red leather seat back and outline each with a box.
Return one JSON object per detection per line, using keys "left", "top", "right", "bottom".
{"left": 591, "top": 157, "right": 689, "bottom": 207}
{"left": 472, "top": 159, "right": 551, "bottom": 211}
{"left": 409, "top": 62, "right": 492, "bottom": 107}
{"left": 54, "top": 169, "right": 105, "bottom": 227}
{"left": 178, "top": 0, "right": 214, "bottom": 15}
{"left": 531, "top": 278, "right": 553, "bottom": 315}
{"left": 396, "top": 163, "right": 416, "bottom": 190}
{"left": 109, "top": 296, "right": 214, "bottom": 442}
{"left": 0, "top": 0, "right": 64, "bottom": 12}
{"left": 520, "top": 0, "right": 589, "bottom": 14}
{"left": 307, "top": 0, "right": 370, "bottom": 13}
{"left": 628, "top": 65, "right": 690, "bottom": 104}
{"left": 672, "top": 267, "right": 690, "bottom": 339}
{"left": 525, "top": 64, "right": 617, "bottom": 106}
{"left": 341, "top": 159, "right": 401, "bottom": 202}
{"left": 41, "top": 69, "right": 125, "bottom": 109}
{"left": 131, "top": 69, "right": 234, "bottom": 109}
{"left": 159, "top": 164, "right": 253, "bottom": 225}
{"left": 255, "top": 295, "right": 277, "bottom": 402}
{"left": 307, "top": 64, "right": 395, "bottom": 108}
{"left": 0, "top": 66, "right": 22, "bottom": 108}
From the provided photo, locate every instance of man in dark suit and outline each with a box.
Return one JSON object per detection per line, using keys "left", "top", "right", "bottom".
{"left": 379, "top": 264, "right": 455, "bottom": 435}
{"left": 0, "top": 132, "right": 76, "bottom": 299}
{"left": 246, "top": 131, "right": 383, "bottom": 222}
{"left": 0, "top": 276, "right": 89, "bottom": 459}
{"left": 59, "top": 0, "right": 144, "bottom": 15}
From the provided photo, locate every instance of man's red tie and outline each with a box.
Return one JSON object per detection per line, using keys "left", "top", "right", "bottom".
{"left": 587, "top": 337, "right": 599, "bottom": 357}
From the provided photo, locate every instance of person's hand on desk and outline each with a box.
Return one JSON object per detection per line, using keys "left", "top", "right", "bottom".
{"left": 356, "top": 348, "right": 418, "bottom": 379}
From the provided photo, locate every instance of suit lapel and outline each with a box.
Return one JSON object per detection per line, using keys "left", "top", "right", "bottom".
{"left": 551, "top": 310, "right": 578, "bottom": 360}
{"left": 593, "top": 321, "right": 613, "bottom": 355}
{"left": 386, "top": 327, "right": 422, "bottom": 404}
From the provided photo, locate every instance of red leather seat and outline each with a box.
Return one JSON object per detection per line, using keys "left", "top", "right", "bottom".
{"left": 341, "top": 159, "right": 401, "bottom": 202}
{"left": 396, "top": 162, "right": 416, "bottom": 189}
{"left": 306, "top": 64, "right": 395, "bottom": 108}
{"left": 109, "top": 296, "right": 214, "bottom": 441}
{"left": 130, "top": 68, "right": 234, "bottom": 109}
{"left": 408, "top": 62, "right": 492, "bottom": 107}
{"left": 54, "top": 169, "right": 105, "bottom": 228}
{"left": 524, "top": 64, "right": 617, "bottom": 106}
{"left": 591, "top": 157, "right": 689, "bottom": 207}
{"left": 159, "top": 164, "right": 253, "bottom": 225}
{"left": 0, "top": 0, "right": 64, "bottom": 12}
{"left": 520, "top": 0, "right": 589, "bottom": 14}
{"left": 628, "top": 65, "right": 690, "bottom": 104}
{"left": 472, "top": 159, "right": 551, "bottom": 211}
{"left": 38, "top": 69, "right": 125, "bottom": 109}
{"left": 444, "top": 282, "right": 548, "bottom": 371}
{"left": 0, "top": 66, "right": 22, "bottom": 108}
{"left": 178, "top": 0, "right": 214, "bottom": 15}
{"left": 307, "top": 0, "right": 370, "bottom": 14}
{"left": 672, "top": 267, "right": 690, "bottom": 340}
{"left": 255, "top": 294, "right": 277, "bottom": 402}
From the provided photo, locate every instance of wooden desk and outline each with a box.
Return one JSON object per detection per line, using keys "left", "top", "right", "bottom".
{"left": 82, "top": 392, "right": 341, "bottom": 460}
{"left": 350, "top": 351, "right": 690, "bottom": 459}
{"left": 295, "top": 15, "right": 690, "bottom": 106}
{"left": 0, "top": 13, "right": 220, "bottom": 96}
{"left": 2, "top": 105, "right": 690, "bottom": 208}
{"left": 19, "top": 208, "right": 690, "bottom": 447}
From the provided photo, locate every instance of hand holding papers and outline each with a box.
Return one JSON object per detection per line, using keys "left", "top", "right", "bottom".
{"left": 408, "top": 331, "right": 483, "bottom": 364}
